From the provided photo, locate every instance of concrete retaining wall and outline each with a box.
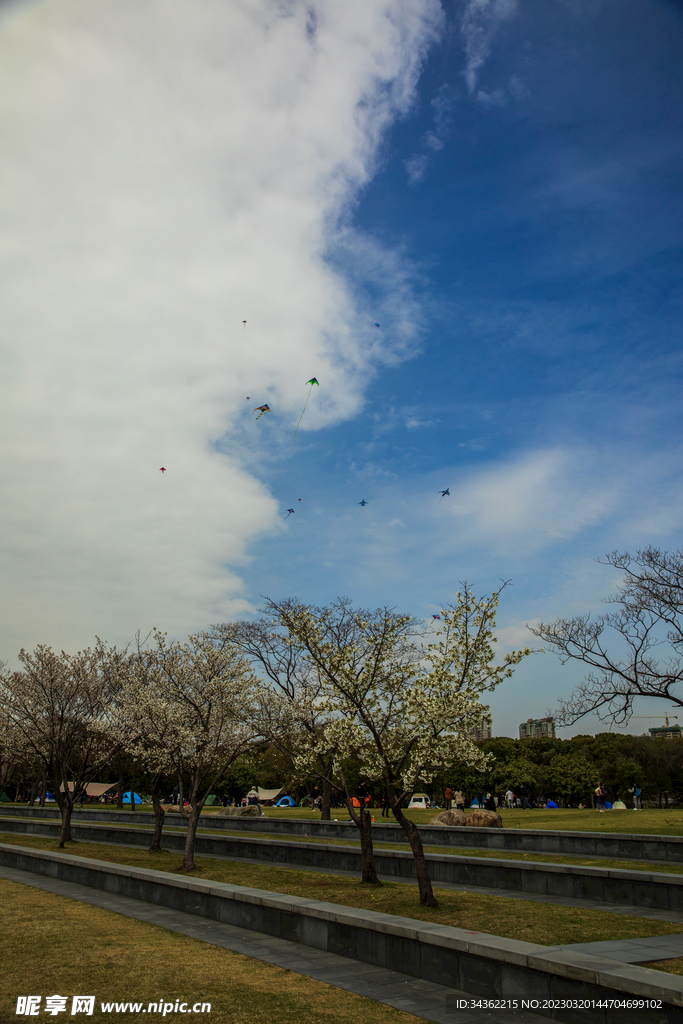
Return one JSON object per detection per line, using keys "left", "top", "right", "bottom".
{"left": 3, "top": 815, "right": 683, "bottom": 913}
{"left": 3, "top": 805, "right": 681, "bottom": 864}
{"left": 1, "top": 840, "right": 681, "bottom": 1023}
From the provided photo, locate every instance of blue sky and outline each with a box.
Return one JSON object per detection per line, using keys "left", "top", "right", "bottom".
{"left": 1, "top": 0, "right": 682, "bottom": 737}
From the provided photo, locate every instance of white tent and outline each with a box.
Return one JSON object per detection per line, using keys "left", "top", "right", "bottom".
{"left": 257, "top": 787, "right": 284, "bottom": 802}
{"left": 60, "top": 782, "right": 116, "bottom": 797}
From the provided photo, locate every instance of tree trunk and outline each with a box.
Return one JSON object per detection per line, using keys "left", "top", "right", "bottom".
{"left": 130, "top": 765, "right": 136, "bottom": 812}
{"left": 149, "top": 793, "right": 166, "bottom": 853}
{"left": 321, "top": 777, "right": 332, "bottom": 821}
{"left": 181, "top": 803, "right": 201, "bottom": 871}
{"left": 345, "top": 798, "right": 381, "bottom": 885}
{"left": 28, "top": 780, "right": 38, "bottom": 808}
{"left": 56, "top": 795, "right": 74, "bottom": 847}
{"left": 391, "top": 801, "right": 436, "bottom": 907}
{"left": 39, "top": 774, "right": 47, "bottom": 807}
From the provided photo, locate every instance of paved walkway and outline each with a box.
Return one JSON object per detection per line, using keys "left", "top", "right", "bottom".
{"left": 554, "top": 934, "right": 683, "bottom": 963}
{"left": 0, "top": 865, "right": 550, "bottom": 1024}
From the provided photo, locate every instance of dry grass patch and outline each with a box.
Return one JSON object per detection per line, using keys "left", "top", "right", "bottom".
{"left": 0, "top": 876, "right": 422, "bottom": 1024}
{"left": 643, "top": 958, "right": 683, "bottom": 976}
{"left": 1, "top": 833, "right": 681, "bottom": 946}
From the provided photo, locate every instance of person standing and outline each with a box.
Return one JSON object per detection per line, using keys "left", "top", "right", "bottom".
{"left": 505, "top": 788, "right": 514, "bottom": 809}
{"left": 454, "top": 789, "right": 465, "bottom": 811}
{"left": 444, "top": 784, "right": 453, "bottom": 811}
{"left": 629, "top": 783, "right": 642, "bottom": 810}
{"left": 595, "top": 783, "right": 606, "bottom": 812}
{"left": 356, "top": 780, "right": 368, "bottom": 815}
{"left": 381, "top": 789, "right": 391, "bottom": 817}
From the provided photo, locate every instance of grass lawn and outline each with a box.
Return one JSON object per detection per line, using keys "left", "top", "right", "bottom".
{"left": 7, "top": 812, "right": 683, "bottom": 876}
{"left": 12, "top": 815, "right": 683, "bottom": 876}
{"left": 20, "top": 802, "right": 683, "bottom": 835}
{"left": 12, "top": 802, "right": 683, "bottom": 835}
{"left": 199, "top": 806, "right": 683, "bottom": 834}
{"left": 0, "top": 876, "right": 422, "bottom": 1024}
{"left": 1, "top": 832, "right": 681, "bottom": 948}
{"left": 643, "top": 958, "right": 683, "bottom": 976}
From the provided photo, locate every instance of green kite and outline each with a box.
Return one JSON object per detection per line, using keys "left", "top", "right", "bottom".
{"left": 293, "top": 378, "right": 319, "bottom": 437}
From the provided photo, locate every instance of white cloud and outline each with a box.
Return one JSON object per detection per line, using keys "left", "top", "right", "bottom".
{"left": 446, "top": 448, "right": 620, "bottom": 550}
{"left": 0, "top": 0, "right": 442, "bottom": 654}
{"left": 476, "top": 87, "right": 507, "bottom": 107}
{"left": 460, "top": 0, "right": 518, "bottom": 95}
{"left": 404, "top": 153, "right": 429, "bottom": 183}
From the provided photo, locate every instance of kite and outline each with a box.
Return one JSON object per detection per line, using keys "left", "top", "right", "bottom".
{"left": 437, "top": 488, "right": 450, "bottom": 504}
{"left": 159, "top": 467, "right": 166, "bottom": 474}
{"left": 431, "top": 614, "right": 441, "bottom": 621}
{"left": 254, "top": 404, "right": 271, "bottom": 420}
{"left": 284, "top": 509, "right": 295, "bottom": 519}
{"left": 293, "top": 377, "right": 319, "bottom": 437}
{"left": 246, "top": 396, "right": 251, "bottom": 400}
{"left": 358, "top": 499, "right": 368, "bottom": 512}
{"left": 242, "top": 320, "right": 247, "bottom": 327}
{"left": 374, "top": 323, "right": 380, "bottom": 328}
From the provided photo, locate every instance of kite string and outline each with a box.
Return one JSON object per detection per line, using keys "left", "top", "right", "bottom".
{"left": 292, "top": 384, "right": 313, "bottom": 437}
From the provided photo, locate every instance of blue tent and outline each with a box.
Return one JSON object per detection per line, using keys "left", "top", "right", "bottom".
{"left": 546, "top": 800, "right": 558, "bottom": 808}
{"left": 122, "top": 791, "right": 143, "bottom": 804}
{"left": 276, "top": 796, "right": 296, "bottom": 807}
{"left": 604, "top": 801, "right": 612, "bottom": 809}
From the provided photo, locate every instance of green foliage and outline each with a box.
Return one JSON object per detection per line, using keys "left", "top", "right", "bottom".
{"left": 445, "top": 732, "right": 683, "bottom": 806}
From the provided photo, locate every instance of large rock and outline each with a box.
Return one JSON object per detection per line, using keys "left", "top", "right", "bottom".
{"left": 466, "top": 808, "right": 503, "bottom": 828}
{"left": 160, "top": 804, "right": 182, "bottom": 813}
{"left": 214, "top": 805, "right": 262, "bottom": 817}
{"left": 429, "top": 809, "right": 467, "bottom": 827}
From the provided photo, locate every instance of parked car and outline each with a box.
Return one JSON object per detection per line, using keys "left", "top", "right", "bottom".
{"left": 407, "top": 793, "right": 431, "bottom": 809}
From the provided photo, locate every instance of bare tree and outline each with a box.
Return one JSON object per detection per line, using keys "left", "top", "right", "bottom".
{"left": 0, "top": 643, "right": 124, "bottom": 846}
{"left": 530, "top": 548, "right": 683, "bottom": 726}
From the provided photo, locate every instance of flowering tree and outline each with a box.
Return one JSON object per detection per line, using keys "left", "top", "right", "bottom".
{"left": 267, "top": 585, "right": 530, "bottom": 907}
{"left": 214, "top": 618, "right": 344, "bottom": 819}
{"left": 212, "top": 617, "right": 386, "bottom": 882}
{"left": 115, "top": 630, "right": 263, "bottom": 871}
{"left": 0, "top": 643, "right": 124, "bottom": 846}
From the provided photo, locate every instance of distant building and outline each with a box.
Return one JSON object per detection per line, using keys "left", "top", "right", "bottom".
{"left": 649, "top": 725, "right": 682, "bottom": 740}
{"left": 519, "top": 717, "right": 556, "bottom": 740}
{"left": 468, "top": 716, "right": 492, "bottom": 742}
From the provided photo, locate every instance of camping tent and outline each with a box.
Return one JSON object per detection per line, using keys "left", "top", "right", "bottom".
{"left": 257, "top": 787, "right": 284, "bottom": 803}
{"left": 0, "top": 792, "right": 11, "bottom": 803}
{"left": 276, "top": 796, "right": 296, "bottom": 807}
{"left": 205, "top": 794, "right": 222, "bottom": 806}
{"left": 122, "top": 791, "right": 143, "bottom": 804}
{"left": 60, "top": 783, "right": 116, "bottom": 798}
